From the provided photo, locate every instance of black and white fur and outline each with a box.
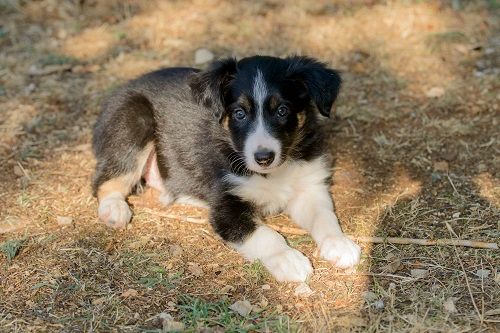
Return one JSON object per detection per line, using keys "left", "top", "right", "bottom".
{"left": 92, "top": 56, "right": 361, "bottom": 282}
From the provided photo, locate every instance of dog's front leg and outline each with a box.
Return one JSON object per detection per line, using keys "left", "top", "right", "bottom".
{"left": 287, "top": 186, "right": 361, "bottom": 269}
{"left": 211, "top": 193, "right": 312, "bottom": 282}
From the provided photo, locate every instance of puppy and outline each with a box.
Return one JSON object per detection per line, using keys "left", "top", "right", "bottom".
{"left": 92, "top": 55, "right": 361, "bottom": 282}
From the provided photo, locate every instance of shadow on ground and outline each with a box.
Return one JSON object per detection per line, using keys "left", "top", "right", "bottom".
{"left": 0, "top": 1, "right": 499, "bottom": 332}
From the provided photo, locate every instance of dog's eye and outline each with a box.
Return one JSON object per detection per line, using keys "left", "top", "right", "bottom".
{"left": 277, "top": 105, "right": 290, "bottom": 117}
{"left": 233, "top": 108, "right": 247, "bottom": 121}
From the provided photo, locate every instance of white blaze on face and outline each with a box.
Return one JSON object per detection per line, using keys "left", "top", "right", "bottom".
{"left": 244, "top": 69, "right": 281, "bottom": 173}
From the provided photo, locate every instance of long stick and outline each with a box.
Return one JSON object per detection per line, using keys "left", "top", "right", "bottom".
{"left": 143, "top": 209, "right": 499, "bottom": 250}
{"left": 269, "top": 225, "right": 498, "bottom": 250}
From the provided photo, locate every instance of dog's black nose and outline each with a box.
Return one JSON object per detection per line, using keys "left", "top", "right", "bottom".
{"left": 254, "top": 149, "right": 275, "bottom": 167}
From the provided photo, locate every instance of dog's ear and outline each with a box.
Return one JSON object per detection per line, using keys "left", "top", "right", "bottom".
{"left": 285, "top": 56, "right": 342, "bottom": 117}
{"left": 189, "top": 58, "right": 238, "bottom": 122}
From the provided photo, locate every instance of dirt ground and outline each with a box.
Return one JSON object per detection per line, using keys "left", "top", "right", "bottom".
{"left": 0, "top": 1, "right": 499, "bottom": 332}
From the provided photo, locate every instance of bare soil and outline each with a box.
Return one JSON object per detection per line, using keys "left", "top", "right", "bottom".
{"left": 0, "top": 1, "right": 499, "bottom": 332}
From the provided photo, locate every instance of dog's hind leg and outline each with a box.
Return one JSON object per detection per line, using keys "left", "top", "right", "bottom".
{"left": 92, "top": 92, "right": 157, "bottom": 229}
{"left": 95, "top": 143, "right": 154, "bottom": 228}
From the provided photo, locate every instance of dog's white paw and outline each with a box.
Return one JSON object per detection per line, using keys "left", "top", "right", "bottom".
{"left": 261, "top": 248, "right": 313, "bottom": 282}
{"left": 98, "top": 197, "right": 132, "bottom": 229}
{"left": 320, "top": 235, "right": 361, "bottom": 269}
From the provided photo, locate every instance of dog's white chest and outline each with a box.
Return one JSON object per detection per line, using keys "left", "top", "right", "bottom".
{"left": 228, "top": 158, "right": 330, "bottom": 215}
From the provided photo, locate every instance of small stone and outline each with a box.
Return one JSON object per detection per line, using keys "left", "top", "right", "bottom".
{"left": 229, "top": 300, "right": 253, "bottom": 317}
{"left": 261, "top": 284, "right": 271, "bottom": 290}
{"left": 194, "top": 48, "right": 214, "bottom": 65}
{"left": 121, "top": 288, "right": 138, "bottom": 298}
{"left": 443, "top": 297, "right": 457, "bottom": 313}
{"left": 475, "top": 269, "right": 490, "bottom": 279}
{"left": 373, "top": 299, "right": 385, "bottom": 310}
{"left": 426, "top": 87, "right": 445, "bottom": 98}
{"left": 452, "top": 212, "right": 460, "bottom": 218}
{"left": 410, "top": 269, "right": 429, "bottom": 279}
{"left": 56, "top": 216, "right": 73, "bottom": 226}
{"left": 294, "top": 282, "right": 313, "bottom": 297}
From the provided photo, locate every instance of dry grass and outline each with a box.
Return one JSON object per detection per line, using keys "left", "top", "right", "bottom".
{"left": 1, "top": 0, "right": 499, "bottom": 332}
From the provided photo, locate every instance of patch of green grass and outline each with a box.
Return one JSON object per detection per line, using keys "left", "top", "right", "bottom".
{"left": 138, "top": 265, "right": 181, "bottom": 289}
{"left": 17, "top": 192, "right": 32, "bottom": 208}
{"left": 115, "top": 31, "right": 127, "bottom": 40}
{"left": 426, "top": 31, "right": 468, "bottom": 51}
{"left": 243, "top": 260, "right": 268, "bottom": 283}
{"left": 487, "top": 0, "right": 500, "bottom": 9}
{"left": 177, "top": 295, "right": 296, "bottom": 332}
{"left": 287, "top": 235, "right": 314, "bottom": 247}
{"left": 1, "top": 239, "right": 25, "bottom": 261}
{"left": 38, "top": 53, "right": 78, "bottom": 67}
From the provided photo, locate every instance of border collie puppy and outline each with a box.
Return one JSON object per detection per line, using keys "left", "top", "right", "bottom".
{"left": 92, "top": 55, "right": 361, "bottom": 282}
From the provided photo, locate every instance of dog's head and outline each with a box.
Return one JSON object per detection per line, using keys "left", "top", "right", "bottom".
{"left": 190, "top": 55, "right": 341, "bottom": 174}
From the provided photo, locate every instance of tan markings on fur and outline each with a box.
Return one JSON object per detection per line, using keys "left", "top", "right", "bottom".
{"left": 97, "top": 142, "right": 154, "bottom": 201}
{"left": 297, "top": 112, "right": 306, "bottom": 128}
{"left": 222, "top": 114, "right": 230, "bottom": 130}
{"left": 237, "top": 94, "right": 252, "bottom": 110}
{"left": 269, "top": 94, "right": 280, "bottom": 110}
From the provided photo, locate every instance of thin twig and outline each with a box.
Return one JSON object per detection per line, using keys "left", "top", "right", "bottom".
{"left": 143, "top": 210, "right": 499, "bottom": 250}
{"left": 270, "top": 225, "right": 497, "bottom": 249}
{"left": 446, "top": 174, "right": 460, "bottom": 196}
{"left": 141, "top": 208, "right": 206, "bottom": 224}
{"left": 445, "top": 222, "right": 483, "bottom": 324}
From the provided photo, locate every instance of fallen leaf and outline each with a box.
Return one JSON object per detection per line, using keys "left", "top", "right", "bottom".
{"left": 475, "top": 269, "right": 490, "bottom": 279}
{"left": 158, "top": 312, "right": 184, "bottom": 332}
{"left": 121, "top": 288, "right": 138, "bottom": 298}
{"left": 426, "top": 87, "right": 445, "bottom": 98}
{"left": 92, "top": 296, "right": 106, "bottom": 305}
{"left": 219, "top": 285, "right": 235, "bottom": 294}
{"left": 381, "top": 257, "right": 401, "bottom": 274}
{"left": 485, "top": 308, "right": 500, "bottom": 316}
{"left": 443, "top": 298, "right": 457, "bottom": 313}
{"left": 294, "top": 282, "right": 313, "bottom": 297}
{"left": 410, "top": 269, "right": 429, "bottom": 279}
{"left": 56, "top": 216, "right": 73, "bottom": 226}
{"left": 433, "top": 161, "right": 449, "bottom": 172}
{"left": 13, "top": 165, "right": 24, "bottom": 177}
{"left": 229, "top": 300, "right": 253, "bottom": 317}
{"left": 260, "top": 296, "right": 269, "bottom": 308}
{"left": 187, "top": 263, "right": 204, "bottom": 277}
{"left": 362, "top": 291, "right": 378, "bottom": 302}
{"left": 168, "top": 244, "right": 183, "bottom": 257}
